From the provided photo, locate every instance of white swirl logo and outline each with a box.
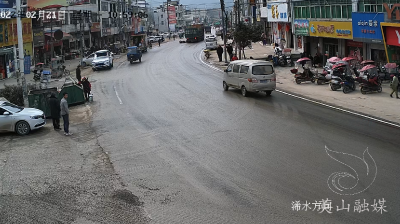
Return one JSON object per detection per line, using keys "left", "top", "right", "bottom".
{"left": 325, "top": 146, "right": 377, "bottom": 196}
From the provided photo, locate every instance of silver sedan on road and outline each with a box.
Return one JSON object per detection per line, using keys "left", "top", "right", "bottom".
{"left": 0, "top": 101, "right": 46, "bottom": 135}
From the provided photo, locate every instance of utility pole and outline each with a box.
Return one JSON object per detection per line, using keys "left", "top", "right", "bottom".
{"left": 220, "top": 0, "right": 227, "bottom": 63}
{"left": 16, "top": 0, "right": 27, "bottom": 105}
{"left": 80, "top": 11, "right": 85, "bottom": 66}
{"left": 166, "top": 0, "right": 170, "bottom": 34}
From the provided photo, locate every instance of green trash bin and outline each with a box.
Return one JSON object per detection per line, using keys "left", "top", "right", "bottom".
{"left": 28, "top": 87, "right": 59, "bottom": 118}
{"left": 58, "top": 83, "right": 85, "bottom": 106}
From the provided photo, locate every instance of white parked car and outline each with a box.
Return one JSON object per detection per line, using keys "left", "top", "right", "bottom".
{"left": 205, "top": 37, "right": 218, "bottom": 50}
{"left": 81, "top": 53, "right": 95, "bottom": 67}
{"left": 0, "top": 100, "right": 46, "bottom": 135}
{"left": 92, "top": 50, "right": 114, "bottom": 71}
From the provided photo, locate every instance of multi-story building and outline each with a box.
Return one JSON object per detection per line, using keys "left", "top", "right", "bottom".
{"left": 291, "top": 0, "right": 400, "bottom": 65}
{"left": 153, "top": 1, "right": 184, "bottom": 33}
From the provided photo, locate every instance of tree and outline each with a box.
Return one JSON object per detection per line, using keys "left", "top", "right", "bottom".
{"left": 233, "top": 22, "right": 263, "bottom": 59}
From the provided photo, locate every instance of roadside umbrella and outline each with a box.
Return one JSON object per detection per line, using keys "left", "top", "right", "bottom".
{"left": 36, "top": 63, "right": 44, "bottom": 66}
{"left": 359, "top": 64, "right": 376, "bottom": 72}
{"left": 296, "top": 57, "right": 311, "bottom": 63}
{"left": 361, "top": 60, "right": 374, "bottom": 65}
{"left": 342, "top": 57, "right": 356, "bottom": 62}
{"left": 384, "top": 63, "right": 398, "bottom": 69}
{"left": 332, "top": 63, "right": 347, "bottom": 70}
{"left": 328, "top": 57, "right": 341, "bottom": 63}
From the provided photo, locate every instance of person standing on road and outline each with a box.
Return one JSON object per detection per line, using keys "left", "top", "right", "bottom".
{"left": 217, "top": 45, "right": 223, "bottom": 62}
{"left": 158, "top": 39, "right": 161, "bottom": 47}
{"left": 48, "top": 93, "right": 61, "bottom": 131}
{"left": 60, "top": 93, "right": 72, "bottom": 136}
{"left": 390, "top": 75, "right": 399, "bottom": 98}
{"left": 227, "top": 44, "right": 233, "bottom": 61}
{"left": 76, "top": 65, "right": 81, "bottom": 82}
{"left": 82, "top": 77, "right": 91, "bottom": 101}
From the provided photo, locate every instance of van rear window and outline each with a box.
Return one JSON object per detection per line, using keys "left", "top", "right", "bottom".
{"left": 252, "top": 65, "right": 274, "bottom": 75}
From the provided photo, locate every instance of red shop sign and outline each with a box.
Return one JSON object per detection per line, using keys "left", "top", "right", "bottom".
{"left": 386, "top": 26, "right": 400, "bottom": 47}
{"left": 347, "top": 40, "right": 363, "bottom": 48}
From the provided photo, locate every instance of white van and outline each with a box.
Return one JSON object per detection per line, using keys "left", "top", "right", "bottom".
{"left": 205, "top": 37, "right": 217, "bottom": 50}
{"left": 223, "top": 60, "right": 276, "bottom": 97}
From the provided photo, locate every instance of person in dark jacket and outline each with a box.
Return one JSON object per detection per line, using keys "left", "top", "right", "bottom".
{"left": 76, "top": 65, "right": 81, "bottom": 82}
{"left": 82, "top": 77, "right": 91, "bottom": 101}
{"left": 226, "top": 44, "right": 233, "bottom": 61}
{"left": 48, "top": 93, "right": 61, "bottom": 130}
{"left": 216, "top": 45, "right": 223, "bottom": 62}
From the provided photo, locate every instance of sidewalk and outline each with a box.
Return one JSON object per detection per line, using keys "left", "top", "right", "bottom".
{"left": 0, "top": 54, "right": 126, "bottom": 90}
{"left": 204, "top": 42, "right": 400, "bottom": 124}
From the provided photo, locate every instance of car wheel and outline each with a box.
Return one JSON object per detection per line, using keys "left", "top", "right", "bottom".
{"left": 241, "top": 86, "right": 248, "bottom": 97}
{"left": 139, "top": 58, "right": 141, "bottom": 62}
{"left": 265, "top": 91, "right": 272, "bottom": 96}
{"left": 16, "top": 121, "right": 30, "bottom": 135}
{"left": 111, "top": 61, "right": 114, "bottom": 68}
{"left": 82, "top": 62, "right": 86, "bottom": 67}
{"left": 223, "top": 81, "right": 229, "bottom": 91}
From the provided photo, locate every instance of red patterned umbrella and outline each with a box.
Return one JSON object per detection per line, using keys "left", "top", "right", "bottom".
{"left": 342, "top": 57, "right": 356, "bottom": 62}
{"left": 361, "top": 60, "right": 374, "bottom": 65}
{"left": 360, "top": 64, "right": 376, "bottom": 72}
{"left": 384, "top": 63, "right": 398, "bottom": 69}
{"left": 332, "top": 63, "right": 347, "bottom": 69}
{"left": 296, "top": 57, "right": 311, "bottom": 63}
{"left": 328, "top": 57, "right": 341, "bottom": 63}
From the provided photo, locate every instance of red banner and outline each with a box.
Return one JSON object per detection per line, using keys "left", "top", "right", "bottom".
{"left": 168, "top": 6, "right": 176, "bottom": 24}
{"left": 386, "top": 26, "right": 400, "bottom": 47}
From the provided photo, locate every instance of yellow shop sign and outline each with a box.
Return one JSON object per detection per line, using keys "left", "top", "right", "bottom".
{"left": 309, "top": 21, "right": 353, "bottom": 39}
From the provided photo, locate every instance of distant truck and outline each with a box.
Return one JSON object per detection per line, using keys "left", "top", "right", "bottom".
{"left": 185, "top": 24, "right": 205, "bottom": 43}
{"left": 204, "top": 26, "right": 211, "bottom": 34}
{"left": 131, "top": 34, "right": 148, "bottom": 53}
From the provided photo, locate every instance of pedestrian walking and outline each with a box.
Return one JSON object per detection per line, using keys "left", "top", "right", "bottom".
{"left": 227, "top": 44, "right": 233, "bottom": 61}
{"left": 82, "top": 77, "right": 91, "bottom": 101}
{"left": 217, "top": 45, "right": 223, "bottom": 62}
{"left": 76, "top": 65, "right": 81, "bottom": 82}
{"left": 261, "top": 33, "right": 267, "bottom": 46}
{"left": 158, "top": 39, "right": 161, "bottom": 47}
{"left": 48, "top": 93, "right": 61, "bottom": 130}
{"left": 390, "top": 75, "right": 399, "bottom": 98}
{"left": 60, "top": 93, "right": 72, "bottom": 136}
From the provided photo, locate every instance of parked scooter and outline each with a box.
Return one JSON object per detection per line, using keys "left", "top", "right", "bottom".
{"left": 330, "top": 64, "right": 347, "bottom": 91}
{"left": 341, "top": 75, "right": 356, "bottom": 94}
{"left": 359, "top": 65, "right": 382, "bottom": 94}
{"left": 315, "top": 70, "right": 331, "bottom": 85}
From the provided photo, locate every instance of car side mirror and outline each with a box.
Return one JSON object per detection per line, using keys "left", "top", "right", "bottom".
{"left": 3, "top": 112, "right": 10, "bottom": 115}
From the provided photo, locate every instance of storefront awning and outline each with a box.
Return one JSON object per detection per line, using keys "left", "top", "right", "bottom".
{"left": 45, "top": 32, "right": 72, "bottom": 40}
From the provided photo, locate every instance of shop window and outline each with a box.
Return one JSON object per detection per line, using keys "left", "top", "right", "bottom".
{"left": 332, "top": 5, "right": 341, "bottom": 18}
{"left": 325, "top": 6, "right": 331, "bottom": 18}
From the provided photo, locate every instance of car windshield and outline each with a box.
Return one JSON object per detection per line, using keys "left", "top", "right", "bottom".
{"left": 1, "top": 102, "right": 23, "bottom": 113}
{"left": 128, "top": 48, "right": 137, "bottom": 54}
{"left": 252, "top": 65, "right": 274, "bottom": 75}
{"left": 96, "top": 52, "right": 108, "bottom": 57}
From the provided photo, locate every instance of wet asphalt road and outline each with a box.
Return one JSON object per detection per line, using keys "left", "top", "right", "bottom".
{"left": 81, "top": 41, "right": 398, "bottom": 223}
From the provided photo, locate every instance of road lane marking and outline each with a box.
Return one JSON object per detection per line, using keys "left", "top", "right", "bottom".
{"left": 114, "top": 86, "right": 123, "bottom": 105}
{"left": 198, "top": 51, "right": 400, "bottom": 128}
{"left": 118, "top": 61, "right": 126, "bottom": 69}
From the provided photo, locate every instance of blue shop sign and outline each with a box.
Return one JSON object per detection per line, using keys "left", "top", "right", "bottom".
{"left": 352, "top": 12, "right": 384, "bottom": 43}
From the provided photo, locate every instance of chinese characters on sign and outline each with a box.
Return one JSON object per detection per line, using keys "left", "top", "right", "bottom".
{"left": 291, "top": 198, "right": 388, "bottom": 214}
{"left": 358, "top": 20, "right": 378, "bottom": 35}
{"left": 266, "top": 3, "right": 289, "bottom": 22}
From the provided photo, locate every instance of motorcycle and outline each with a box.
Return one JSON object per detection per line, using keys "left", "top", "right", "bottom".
{"left": 358, "top": 64, "right": 382, "bottom": 94}
{"left": 33, "top": 70, "right": 42, "bottom": 82}
{"left": 315, "top": 70, "right": 331, "bottom": 85}
{"left": 381, "top": 63, "right": 399, "bottom": 81}
{"left": 341, "top": 75, "right": 356, "bottom": 94}
{"left": 330, "top": 65, "right": 347, "bottom": 91}
{"left": 292, "top": 58, "right": 316, "bottom": 84}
